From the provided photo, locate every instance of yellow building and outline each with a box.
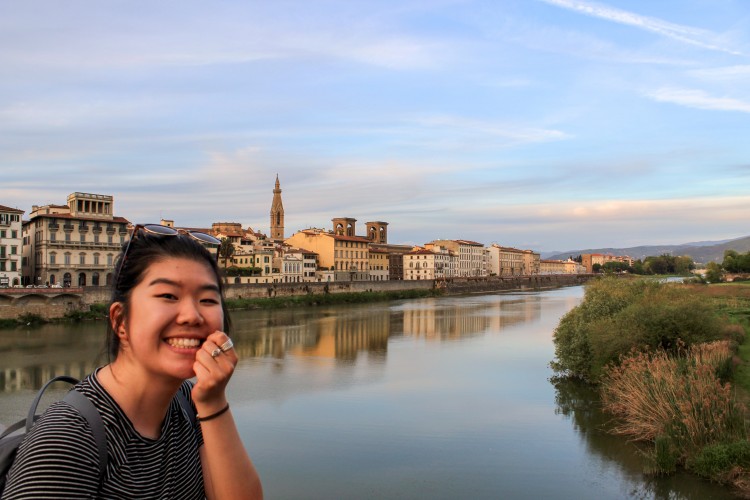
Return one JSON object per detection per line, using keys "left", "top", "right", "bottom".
{"left": 285, "top": 228, "right": 370, "bottom": 281}
{"left": 368, "top": 248, "right": 390, "bottom": 281}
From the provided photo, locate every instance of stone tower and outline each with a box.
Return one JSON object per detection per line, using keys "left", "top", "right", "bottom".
{"left": 365, "top": 221, "right": 388, "bottom": 244}
{"left": 270, "top": 175, "right": 285, "bottom": 242}
{"left": 332, "top": 217, "right": 357, "bottom": 237}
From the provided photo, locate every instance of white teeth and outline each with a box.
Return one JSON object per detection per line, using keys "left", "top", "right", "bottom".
{"left": 166, "top": 338, "right": 201, "bottom": 348}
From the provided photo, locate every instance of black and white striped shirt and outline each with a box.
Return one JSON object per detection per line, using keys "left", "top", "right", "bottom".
{"left": 3, "top": 372, "right": 205, "bottom": 499}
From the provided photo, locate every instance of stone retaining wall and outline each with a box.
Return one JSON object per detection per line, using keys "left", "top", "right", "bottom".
{"left": 1, "top": 274, "right": 592, "bottom": 320}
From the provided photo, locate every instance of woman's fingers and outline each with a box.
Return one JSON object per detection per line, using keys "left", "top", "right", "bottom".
{"left": 193, "top": 332, "right": 236, "bottom": 405}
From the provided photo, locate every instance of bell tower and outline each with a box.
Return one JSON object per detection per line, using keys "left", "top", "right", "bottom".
{"left": 270, "top": 175, "right": 285, "bottom": 242}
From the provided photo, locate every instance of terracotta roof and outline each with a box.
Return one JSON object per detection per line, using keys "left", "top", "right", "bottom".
{"left": 330, "top": 234, "right": 370, "bottom": 243}
{"left": 0, "top": 204, "right": 24, "bottom": 213}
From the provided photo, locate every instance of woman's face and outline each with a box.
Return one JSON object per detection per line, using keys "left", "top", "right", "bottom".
{"left": 115, "top": 256, "right": 224, "bottom": 382}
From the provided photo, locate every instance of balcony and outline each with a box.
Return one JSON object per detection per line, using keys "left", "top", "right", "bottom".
{"left": 63, "top": 224, "right": 74, "bottom": 231}
{"left": 78, "top": 224, "right": 89, "bottom": 232}
{"left": 46, "top": 240, "right": 121, "bottom": 250}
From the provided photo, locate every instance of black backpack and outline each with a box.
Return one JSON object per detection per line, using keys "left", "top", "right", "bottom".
{"left": 0, "top": 374, "right": 197, "bottom": 495}
{"left": 0, "top": 375, "right": 107, "bottom": 494}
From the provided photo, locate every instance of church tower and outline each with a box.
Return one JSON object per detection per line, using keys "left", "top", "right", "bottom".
{"left": 270, "top": 175, "right": 285, "bottom": 242}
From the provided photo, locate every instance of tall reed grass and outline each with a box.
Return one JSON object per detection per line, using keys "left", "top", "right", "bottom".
{"left": 601, "top": 341, "right": 746, "bottom": 471}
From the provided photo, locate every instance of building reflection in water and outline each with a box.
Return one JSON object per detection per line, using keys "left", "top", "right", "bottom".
{"left": 0, "top": 294, "right": 542, "bottom": 392}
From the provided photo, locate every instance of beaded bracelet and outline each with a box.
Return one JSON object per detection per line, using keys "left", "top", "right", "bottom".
{"left": 196, "top": 403, "right": 230, "bottom": 422}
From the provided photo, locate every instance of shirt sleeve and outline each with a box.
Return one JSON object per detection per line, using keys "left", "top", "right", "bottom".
{"left": 3, "top": 401, "right": 102, "bottom": 499}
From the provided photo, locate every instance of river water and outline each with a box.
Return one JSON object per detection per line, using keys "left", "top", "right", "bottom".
{"left": 0, "top": 286, "right": 738, "bottom": 499}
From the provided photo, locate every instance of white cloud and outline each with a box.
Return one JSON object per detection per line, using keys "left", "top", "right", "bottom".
{"left": 645, "top": 87, "right": 750, "bottom": 113}
{"left": 688, "top": 65, "right": 750, "bottom": 81}
{"left": 538, "top": 0, "right": 743, "bottom": 55}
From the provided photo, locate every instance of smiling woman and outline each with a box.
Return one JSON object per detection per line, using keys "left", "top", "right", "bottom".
{"left": 3, "top": 226, "right": 263, "bottom": 499}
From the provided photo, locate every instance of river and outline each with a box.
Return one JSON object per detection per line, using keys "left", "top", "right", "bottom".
{"left": 0, "top": 286, "right": 738, "bottom": 499}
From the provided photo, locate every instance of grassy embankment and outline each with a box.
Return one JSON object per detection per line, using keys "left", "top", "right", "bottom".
{"left": 551, "top": 277, "right": 750, "bottom": 493}
{"left": 0, "top": 288, "right": 443, "bottom": 328}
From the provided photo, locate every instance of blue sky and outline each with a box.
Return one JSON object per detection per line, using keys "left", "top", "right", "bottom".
{"left": 1, "top": 0, "right": 748, "bottom": 253}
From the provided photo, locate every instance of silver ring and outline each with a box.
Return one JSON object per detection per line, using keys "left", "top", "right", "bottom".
{"left": 219, "top": 339, "right": 234, "bottom": 352}
{"left": 210, "top": 348, "right": 222, "bottom": 358}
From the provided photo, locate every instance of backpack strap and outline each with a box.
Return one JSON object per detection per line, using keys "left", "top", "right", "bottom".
{"left": 175, "top": 390, "right": 197, "bottom": 428}
{"left": 26, "top": 375, "right": 79, "bottom": 432}
{"left": 62, "top": 389, "right": 107, "bottom": 482}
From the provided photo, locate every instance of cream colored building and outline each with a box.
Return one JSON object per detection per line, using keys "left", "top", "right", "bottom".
{"left": 428, "top": 239, "right": 485, "bottom": 277}
{"left": 581, "top": 253, "right": 634, "bottom": 273}
{"left": 22, "top": 193, "right": 130, "bottom": 287}
{"left": 404, "top": 246, "right": 453, "bottom": 281}
{"left": 0, "top": 204, "right": 24, "bottom": 287}
{"left": 522, "top": 249, "right": 541, "bottom": 275}
{"left": 488, "top": 246, "right": 540, "bottom": 275}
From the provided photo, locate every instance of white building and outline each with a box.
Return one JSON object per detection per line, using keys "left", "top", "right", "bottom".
{"left": 0, "top": 204, "right": 24, "bottom": 287}
{"left": 427, "top": 239, "right": 485, "bottom": 277}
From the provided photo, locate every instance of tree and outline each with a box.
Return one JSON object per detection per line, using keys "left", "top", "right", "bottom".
{"left": 218, "top": 238, "right": 235, "bottom": 275}
{"left": 705, "top": 262, "right": 723, "bottom": 283}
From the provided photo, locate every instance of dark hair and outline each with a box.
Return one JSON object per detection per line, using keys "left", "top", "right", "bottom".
{"left": 106, "top": 232, "right": 231, "bottom": 360}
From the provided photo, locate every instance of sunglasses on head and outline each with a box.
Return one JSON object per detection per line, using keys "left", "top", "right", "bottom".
{"left": 115, "top": 223, "right": 222, "bottom": 285}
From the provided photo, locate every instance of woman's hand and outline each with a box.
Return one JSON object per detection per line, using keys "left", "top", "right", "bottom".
{"left": 192, "top": 331, "right": 236, "bottom": 415}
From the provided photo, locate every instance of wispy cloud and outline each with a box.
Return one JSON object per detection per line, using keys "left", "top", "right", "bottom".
{"left": 538, "top": 0, "right": 743, "bottom": 55}
{"left": 646, "top": 87, "right": 750, "bottom": 113}
{"left": 688, "top": 65, "right": 750, "bottom": 81}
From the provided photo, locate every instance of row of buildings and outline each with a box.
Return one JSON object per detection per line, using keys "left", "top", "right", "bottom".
{"left": 1, "top": 179, "right": 626, "bottom": 288}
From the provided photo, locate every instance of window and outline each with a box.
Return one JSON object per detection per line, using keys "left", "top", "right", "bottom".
{"left": 11, "top": 230, "right": 17, "bottom": 238}
{"left": 94, "top": 254, "right": 100, "bottom": 265}
{"left": 79, "top": 254, "right": 85, "bottom": 265}
{"left": 94, "top": 234, "right": 100, "bottom": 244}
{"left": 64, "top": 253, "right": 71, "bottom": 265}
{"left": 50, "top": 253, "right": 56, "bottom": 264}
{"left": 11, "top": 246, "right": 17, "bottom": 255}
{"left": 80, "top": 234, "right": 86, "bottom": 243}
{"left": 107, "top": 254, "right": 113, "bottom": 266}
{"left": 65, "top": 233, "right": 71, "bottom": 242}
{"left": 0, "top": 230, "right": 5, "bottom": 238}
{"left": 50, "top": 232, "right": 56, "bottom": 242}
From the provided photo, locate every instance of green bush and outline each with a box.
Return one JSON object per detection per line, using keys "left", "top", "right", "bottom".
{"left": 552, "top": 277, "right": 725, "bottom": 382}
{"left": 689, "top": 440, "right": 750, "bottom": 481}
{"left": 18, "top": 313, "right": 46, "bottom": 325}
{"left": 0, "top": 318, "right": 18, "bottom": 329}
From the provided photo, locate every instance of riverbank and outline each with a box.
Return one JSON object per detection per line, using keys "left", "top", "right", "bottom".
{"left": 0, "top": 273, "right": 593, "bottom": 324}
{"left": 551, "top": 278, "right": 750, "bottom": 495}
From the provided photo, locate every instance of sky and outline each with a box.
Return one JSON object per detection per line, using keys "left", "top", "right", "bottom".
{"left": 1, "top": 0, "right": 749, "bottom": 254}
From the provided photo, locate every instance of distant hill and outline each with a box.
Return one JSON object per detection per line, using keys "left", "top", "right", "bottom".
{"left": 544, "top": 235, "right": 750, "bottom": 265}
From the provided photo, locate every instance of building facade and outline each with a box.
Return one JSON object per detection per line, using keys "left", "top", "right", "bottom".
{"left": 22, "top": 193, "right": 129, "bottom": 287}
{"left": 0, "top": 205, "right": 24, "bottom": 287}
{"left": 285, "top": 228, "right": 371, "bottom": 281}
{"left": 368, "top": 248, "right": 390, "bottom": 281}
{"left": 581, "top": 253, "right": 634, "bottom": 273}
{"left": 428, "top": 239, "right": 485, "bottom": 277}
{"left": 404, "top": 247, "right": 453, "bottom": 281}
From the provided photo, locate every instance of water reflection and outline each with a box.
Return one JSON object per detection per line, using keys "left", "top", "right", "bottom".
{"left": 0, "top": 289, "right": 740, "bottom": 498}
{"left": 0, "top": 322, "right": 103, "bottom": 392}
{"left": 552, "top": 377, "right": 737, "bottom": 499}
